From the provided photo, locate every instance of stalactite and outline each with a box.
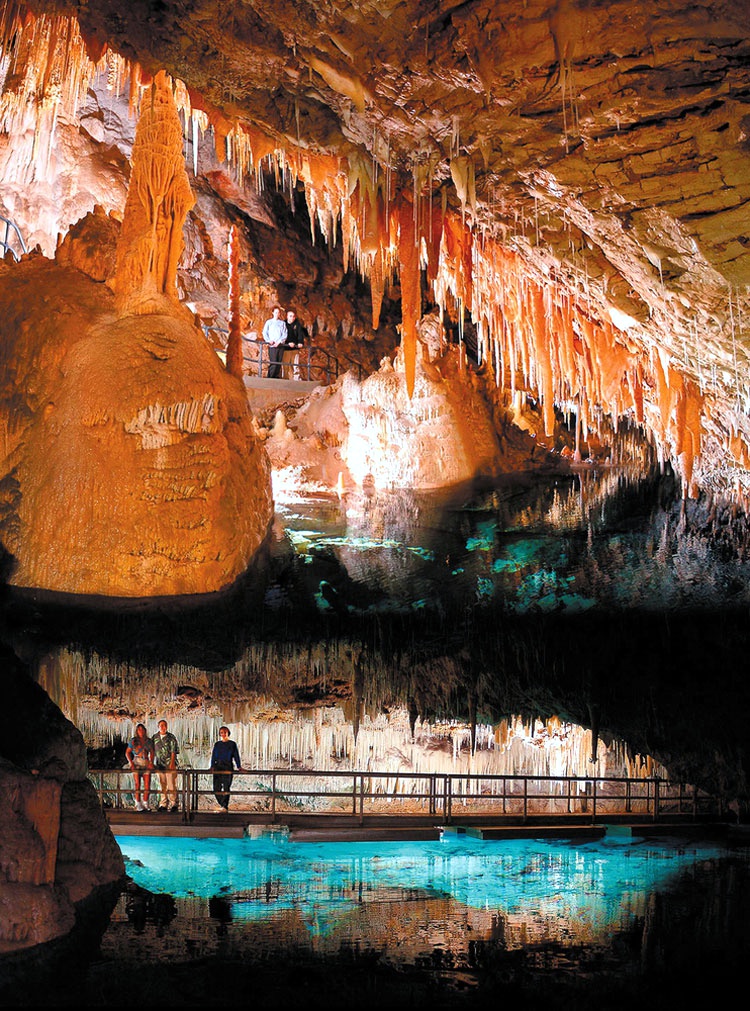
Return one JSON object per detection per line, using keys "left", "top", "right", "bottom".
{"left": 680, "top": 378, "right": 703, "bottom": 497}
{"left": 397, "top": 197, "right": 420, "bottom": 398}
{"left": 531, "top": 286, "right": 556, "bottom": 437}
{"left": 225, "top": 225, "right": 244, "bottom": 378}
{"left": 370, "top": 248, "right": 385, "bottom": 331}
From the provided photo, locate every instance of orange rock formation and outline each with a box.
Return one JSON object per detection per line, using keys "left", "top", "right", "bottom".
{"left": 0, "top": 70, "right": 273, "bottom": 596}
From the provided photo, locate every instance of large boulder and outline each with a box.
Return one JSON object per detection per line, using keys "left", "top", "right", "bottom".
{"left": 0, "top": 648, "right": 124, "bottom": 952}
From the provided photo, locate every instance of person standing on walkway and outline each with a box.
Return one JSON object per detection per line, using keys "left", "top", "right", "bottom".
{"left": 210, "top": 726, "right": 242, "bottom": 810}
{"left": 125, "top": 723, "right": 154, "bottom": 812}
{"left": 285, "top": 309, "right": 310, "bottom": 380}
{"left": 153, "top": 719, "right": 180, "bottom": 812}
{"left": 284, "top": 309, "right": 309, "bottom": 349}
{"left": 262, "top": 305, "right": 288, "bottom": 378}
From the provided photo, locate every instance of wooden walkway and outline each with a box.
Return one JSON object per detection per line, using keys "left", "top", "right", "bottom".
{"left": 106, "top": 809, "right": 731, "bottom": 843}
{"left": 95, "top": 767, "right": 730, "bottom": 842}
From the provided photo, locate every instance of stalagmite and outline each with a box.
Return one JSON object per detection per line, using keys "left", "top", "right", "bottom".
{"left": 225, "top": 225, "right": 244, "bottom": 379}
{"left": 110, "top": 70, "right": 195, "bottom": 315}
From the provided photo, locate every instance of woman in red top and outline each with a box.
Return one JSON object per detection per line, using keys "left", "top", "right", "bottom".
{"left": 126, "top": 723, "right": 155, "bottom": 812}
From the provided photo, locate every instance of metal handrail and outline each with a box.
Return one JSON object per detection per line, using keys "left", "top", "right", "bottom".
{"left": 89, "top": 767, "right": 723, "bottom": 826}
{"left": 243, "top": 337, "right": 342, "bottom": 384}
{"left": 202, "top": 325, "right": 356, "bottom": 385}
{"left": 0, "top": 214, "right": 27, "bottom": 261}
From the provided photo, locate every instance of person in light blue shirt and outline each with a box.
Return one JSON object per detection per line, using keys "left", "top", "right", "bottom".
{"left": 210, "top": 726, "right": 242, "bottom": 810}
{"left": 262, "top": 305, "right": 288, "bottom": 378}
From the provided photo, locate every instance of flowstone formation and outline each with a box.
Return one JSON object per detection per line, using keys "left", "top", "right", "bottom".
{"left": 264, "top": 311, "right": 542, "bottom": 495}
{"left": 0, "top": 72, "right": 273, "bottom": 596}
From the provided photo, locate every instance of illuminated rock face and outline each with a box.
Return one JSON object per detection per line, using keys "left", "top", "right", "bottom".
{"left": 0, "top": 233, "right": 272, "bottom": 596}
{"left": 264, "top": 321, "right": 513, "bottom": 495}
{"left": 341, "top": 341, "right": 502, "bottom": 493}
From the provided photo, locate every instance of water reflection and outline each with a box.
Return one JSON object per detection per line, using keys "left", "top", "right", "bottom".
{"left": 86, "top": 833, "right": 749, "bottom": 1008}
{"left": 116, "top": 833, "right": 722, "bottom": 936}
{"left": 276, "top": 467, "right": 750, "bottom": 615}
{"left": 12, "top": 464, "right": 750, "bottom": 811}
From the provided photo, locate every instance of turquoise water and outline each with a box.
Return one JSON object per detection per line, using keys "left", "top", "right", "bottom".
{"left": 102, "top": 830, "right": 749, "bottom": 1008}
{"left": 116, "top": 832, "right": 726, "bottom": 942}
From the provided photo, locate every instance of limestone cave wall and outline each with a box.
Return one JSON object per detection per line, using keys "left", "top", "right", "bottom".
{"left": 0, "top": 644, "right": 124, "bottom": 958}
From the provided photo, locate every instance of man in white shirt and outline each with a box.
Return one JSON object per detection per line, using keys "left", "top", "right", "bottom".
{"left": 262, "top": 305, "right": 288, "bottom": 378}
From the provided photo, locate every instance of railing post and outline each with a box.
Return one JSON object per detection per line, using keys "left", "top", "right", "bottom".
{"left": 523, "top": 778, "right": 528, "bottom": 822}
{"left": 271, "top": 773, "right": 277, "bottom": 823}
{"left": 653, "top": 777, "right": 660, "bottom": 822}
{"left": 445, "top": 776, "right": 452, "bottom": 824}
{"left": 359, "top": 775, "right": 365, "bottom": 825}
{"left": 592, "top": 778, "right": 597, "bottom": 822}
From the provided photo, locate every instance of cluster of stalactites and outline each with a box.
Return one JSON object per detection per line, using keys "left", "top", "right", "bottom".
{"left": 338, "top": 180, "right": 707, "bottom": 495}
{"left": 0, "top": 6, "right": 351, "bottom": 239}
{"left": 0, "top": 4, "right": 129, "bottom": 181}
{"left": 368, "top": 183, "right": 708, "bottom": 495}
{"left": 0, "top": 5, "right": 716, "bottom": 493}
{"left": 467, "top": 236, "right": 705, "bottom": 495}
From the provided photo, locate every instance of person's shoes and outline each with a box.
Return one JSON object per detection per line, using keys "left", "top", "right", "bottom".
{"left": 169, "top": 805, "right": 178, "bottom": 813}
{"left": 157, "top": 805, "right": 168, "bottom": 812}
{"left": 134, "top": 800, "right": 144, "bottom": 811}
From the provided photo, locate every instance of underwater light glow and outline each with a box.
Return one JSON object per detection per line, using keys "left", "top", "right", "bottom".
{"left": 116, "top": 833, "right": 726, "bottom": 944}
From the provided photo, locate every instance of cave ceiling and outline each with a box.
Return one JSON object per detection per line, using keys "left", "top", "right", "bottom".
{"left": 3, "top": 0, "right": 750, "bottom": 501}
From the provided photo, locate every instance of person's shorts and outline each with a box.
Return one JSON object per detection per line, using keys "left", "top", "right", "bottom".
{"left": 132, "top": 757, "right": 150, "bottom": 769}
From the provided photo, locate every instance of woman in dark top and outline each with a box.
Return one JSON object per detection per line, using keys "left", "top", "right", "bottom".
{"left": 210, "top": 726, "right": 242, "bottom": 809}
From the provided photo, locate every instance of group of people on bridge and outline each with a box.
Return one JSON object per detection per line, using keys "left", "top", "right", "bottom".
{"left": 125, "top": 721, "right": 243, "bottom": 812}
